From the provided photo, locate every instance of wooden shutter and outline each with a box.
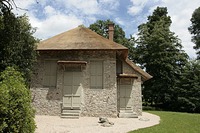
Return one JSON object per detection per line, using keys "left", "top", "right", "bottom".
{"left": 43, "top": 60, "right": 57, "bottom": 87}
{"left": 90, "top": 61, "right": 103, "bottom": 89}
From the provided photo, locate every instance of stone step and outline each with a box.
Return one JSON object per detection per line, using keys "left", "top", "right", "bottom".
{"left": 62, "top": 107, "right": 80, "bottom": 110}
{"left": 62, "top": 109, "right": 80, "bottom": 114}
{"left": 61, "top": 113, "right": 80, "bottom": 119}
{"left": 60, "top": 115, "right": 79, "bottom": 119}
{"left": 119, "top": 110, "right": 133, "bottom": 113}
{"left": 119, "top": 112, "right": 138, "bottom": 118}
{"left": 61, "top": 109, "right": 80, "bottom": 119}
{"left": 61, "top": 112, "right": 79, "bottom": 116}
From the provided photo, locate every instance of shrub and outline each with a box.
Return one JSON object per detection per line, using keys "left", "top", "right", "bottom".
{"left": 0, "top": 67, "right": 36, "bottom": 133}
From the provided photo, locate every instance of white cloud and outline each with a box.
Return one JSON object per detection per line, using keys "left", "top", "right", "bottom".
{"left": 30, "top": 13, "right": 83, "bottom": 40}
{"left": 128, "top": 0, "right": 148, "bottom": 15}
{"left": 63, "top": 0, "right": 99, "bottom": 15}
{"left": 12, "top": 0, "right": 111, "bottom": 40}
{"left": 53, "top": 0, "right": 119, "bottom": 16}
{"left": 158, "top": 0, "right": 200, "bottom": 58}
{"left": 128, "top": 6, "right": 142, "bottom": 15}
{"left": 44, "top": 5, "right": 56, "bottom": 16}
{"left": 99, "top": 0, "right": 120, "bottom": 10}
{"left": 55, "top": 0, "right": 119, "bottom": 16}
{"left": 115, "top": 17, "right": 125, "bottom": 26}
{"left": 14, "top": 0, "right": 35, "bottom": 9}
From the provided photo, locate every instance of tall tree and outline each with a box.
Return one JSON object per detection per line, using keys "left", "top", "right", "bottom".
{"left": 176, "top": 60, "right": 200, "bottom": 113}
{"left": 135, "top": 7, "right": 188, "bottom": 109}
{"left": 89, "top": 20, "right": 136, "bottom": 61}
{"left": 188, "top": 7, "right": 200, "bottom": 59}
{"left": 0, "top": 3, "right": 38, "bottom": 85}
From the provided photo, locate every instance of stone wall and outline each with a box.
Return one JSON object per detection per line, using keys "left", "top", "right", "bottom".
{"left": 132, "top": 80, "right": 142, "bottom": 115}
{"left": 81, "top": 59, "right": 117, "bottom": 117}
{"left": 31, "top": 50, "right": 118, "bottom": 117}
{"left": 31, "top": 88, "right": 61, "bottom": 115}
{"left": 31, "top": 51, "right": 143, "bottom": 117}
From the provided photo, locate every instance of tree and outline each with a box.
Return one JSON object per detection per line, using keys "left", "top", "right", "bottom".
{"left": 89, "top": 20, "right": 136, "bottom": 61}
{"left": 175, "top": 60, "right": 200, "bottom": 113}
{"left": 0, "top": 67, "right": 36, "bottom": 132}
{"left": 188, "top": 7, "right": 200, "bottom": 59}
{"left": 135, "top": 7, "right": 188, "bottom": 109}
{"left": 0, "top": 6, "right": 38, "bottom": 85}
{"left": 0, "top": 0, "right": 12, "bottom": 10}
{"left": 0, "top": 0, "right": 22, "bottom": 11}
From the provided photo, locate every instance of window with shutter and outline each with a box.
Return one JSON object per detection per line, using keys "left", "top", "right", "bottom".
{"left": 90, "top": 61, "right": 103, "bottom": 89}
{"left": 43, "top": 60, "right": 57, "bottom": 87}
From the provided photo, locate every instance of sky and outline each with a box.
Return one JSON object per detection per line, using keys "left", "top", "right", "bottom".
{"left": 13, "top": 0, "right": 200, "bottom": 58}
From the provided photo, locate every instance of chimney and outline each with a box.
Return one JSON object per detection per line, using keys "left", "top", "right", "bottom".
{"left": 108, "top": 23, "right": 114, "bottom": 41}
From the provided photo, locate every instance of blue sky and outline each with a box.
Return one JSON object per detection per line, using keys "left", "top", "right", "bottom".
{"left": 14, "top": 0, "right": 200, "bottom": 58}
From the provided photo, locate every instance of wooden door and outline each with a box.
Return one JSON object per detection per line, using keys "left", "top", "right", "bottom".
{"left": 119, "top": 78, "right": 132, "bottom": 110}
{"left": 63, "top": 71, "right": 82, "bottom": 109}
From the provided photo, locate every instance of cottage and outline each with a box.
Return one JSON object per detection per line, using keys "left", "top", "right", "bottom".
{"left": 31, "top": 24, "right": 152, "bottom": 118}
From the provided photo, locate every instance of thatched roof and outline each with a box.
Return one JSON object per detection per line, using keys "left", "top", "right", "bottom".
{"left": 125, "top": 59, "right": 152, "bottom": 81}
{"left": 37, "top": 26, "right": 128, "bottom": 51}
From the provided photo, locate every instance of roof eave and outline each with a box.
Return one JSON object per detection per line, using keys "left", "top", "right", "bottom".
{"left": 36, "top": 48, "right": 127, "bottom": 51}
{"left": 125, "top": 58, "right": 153, "bottom": 82}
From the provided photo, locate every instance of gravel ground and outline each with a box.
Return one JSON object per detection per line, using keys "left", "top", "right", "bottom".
{"left": 35, "top": 112, "right": 160, "bottom": 133}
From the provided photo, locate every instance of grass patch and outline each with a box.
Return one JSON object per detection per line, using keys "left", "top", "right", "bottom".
{"left": 129, "top": 111, "right": 200, "bottom": 133}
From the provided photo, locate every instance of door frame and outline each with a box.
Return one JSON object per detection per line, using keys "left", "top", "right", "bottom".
{"left": 62, "top": 70, "right": 82, "bottom": 110}
{"left": 117, "top": 77, "right": 133, "bottom": 111}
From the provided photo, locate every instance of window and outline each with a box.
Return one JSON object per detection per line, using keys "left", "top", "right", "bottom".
{"left": 90, "top": 61, "right": 103, "bottom": 89}
{"left": 43, "top": 60, "right": 57, "bottom": 87}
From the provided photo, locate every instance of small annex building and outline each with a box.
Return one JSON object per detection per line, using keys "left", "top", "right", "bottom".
{"left": 31, "top": 25, "right": 152, "bottom": 118}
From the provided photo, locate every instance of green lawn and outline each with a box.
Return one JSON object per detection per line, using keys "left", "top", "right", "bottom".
{"left": 129, "top": 111, "right": 200, "bottom": 133}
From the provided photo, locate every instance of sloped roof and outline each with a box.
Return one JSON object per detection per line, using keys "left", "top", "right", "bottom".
{"left": 125, "top": 59, "right": 152, "bottom": 81}
{"left": 37, "top": 26, "right": 128, "bottom": 51}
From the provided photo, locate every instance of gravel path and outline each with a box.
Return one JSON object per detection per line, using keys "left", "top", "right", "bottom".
{"left": 35, "top": 112, "right": 160, "bottom": 133}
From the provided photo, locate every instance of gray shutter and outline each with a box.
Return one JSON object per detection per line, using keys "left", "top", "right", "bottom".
{"left": 90, "top": 61, "right": 103, "bottom": 89}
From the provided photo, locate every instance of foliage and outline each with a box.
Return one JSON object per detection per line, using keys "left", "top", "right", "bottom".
{"left": 129, "top": 111, "right": 200, "bottom": 133}
{"left": 89, "top": 19, "right": 136, "bottom": 61}
{"left": 0, "top": 67, "right": 36, "bottom": 133}
{"left": 188, "top": 7, "right": 200, "bottom": 59}
{"left": 175, "top": 60, "right": 200, "bottom": 113}
{"left": 135, "top": 7, "right": 188, "bottom": 109}
{"left": 0, "top": 7, "right": 38, "bottom": 85}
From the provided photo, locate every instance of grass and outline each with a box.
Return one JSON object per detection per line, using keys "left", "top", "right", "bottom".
{"left": 129, "top": 111, "right": 200, "bottom": 133}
